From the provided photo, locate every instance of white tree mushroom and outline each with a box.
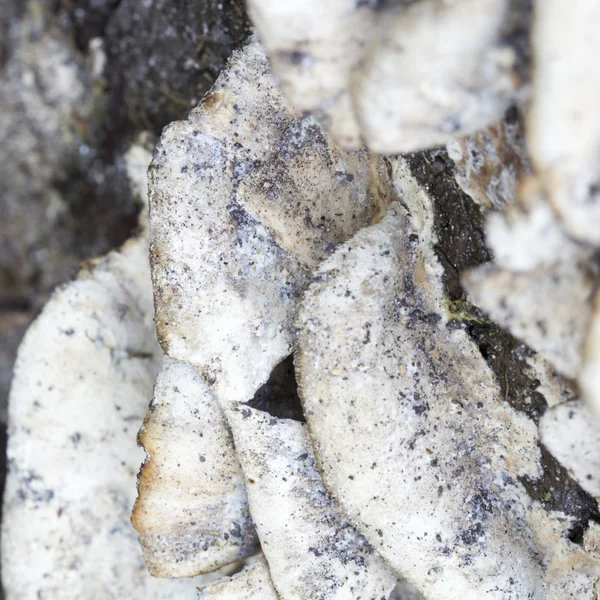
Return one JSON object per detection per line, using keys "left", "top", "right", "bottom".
{"left": 2, "top": 142, "right": 215, "bottom": 598}
{"left": 540, "top": 400, "right": 600, "bottom": 500}
{"left": 527, "top": 0, "right": 600, "bottom": 245}
{"left": 197, "top": 556, "right": 279, "bottom": 600}
{"left": 132, "top": 356, "right": 258, "bottom": 578}
{"left": 228, "top": 406, "right": 396, "bottom": 600}
{"left": 463, "top": 261, "right": 595, "bottom": 378}
{"left": 149, "top": 36, "right": 390, "bottom": 406}
{"left": 351, "top": 0, "right": 520, "bottom": 153}
{"left": 247, "top": 0, "right": 524, "bottom": 152}
{"left": 484, "top": 179, "right": 585, "bottom": 273}
{"left": 8, "top": 4, "right": 600, "bottom": 595}
{"left": 296, "top": 161, "right": 600, "bottom": 598}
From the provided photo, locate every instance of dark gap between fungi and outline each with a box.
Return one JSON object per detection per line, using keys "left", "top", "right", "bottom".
{"left": 245, "top": 355, "right": 306, "bottom": 422}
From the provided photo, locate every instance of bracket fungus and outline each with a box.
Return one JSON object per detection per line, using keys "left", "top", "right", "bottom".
{"left": 6, "top": 4, "right": 600, "bottom": 597}
{"left": 247, "top": 0, "right": 525, "bottom": 152}
{"left": 149, "top": 36, "right": 390, "bottom": 407}
{"left": 228, "top": 406, "right": 396, "bottom": 600}
{"left": 139, "top": 35, "right": 395, "bottom": 591}
{"left": 132, "top": 356, "right": 258, "bottom": 578}
{"left": 296, "top": 161, "right": 600, "bottom": 599}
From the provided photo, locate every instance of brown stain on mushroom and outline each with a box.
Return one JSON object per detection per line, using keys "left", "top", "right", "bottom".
{"left": 202, "top": 91, "right": 237, "bottom": 129}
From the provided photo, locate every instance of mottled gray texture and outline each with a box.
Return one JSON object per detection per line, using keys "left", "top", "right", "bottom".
{"left": 149, "top": 38, "right": 390, "bottom": 407}
{"left": 297, "top": 163, "right": 600, "bottom": 599}
{"left": 229, "top": 407, "right": 396, "bottom": 599}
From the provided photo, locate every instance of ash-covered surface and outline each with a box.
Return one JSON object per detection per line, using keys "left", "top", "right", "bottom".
{"left": 406, "top": 147, "right": 600, "bottom": 545}
{"left": 3, "top": 2, "right": 600, "bottom": 597}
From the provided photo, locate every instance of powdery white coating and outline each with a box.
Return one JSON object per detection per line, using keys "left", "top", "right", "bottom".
{"left": 353, "top": 0, "right": 517, "bottom": 153}
{"left": 149, "top": 37, "right": 390, "bottom": 406}
{"left": 528, "top": 0, "right": 600, "bottom": 245}
{"left": 540, "top": 400, "right": 600, "bottom": 500}
{"left": 2, "top": 208, "right": 213, "bottom": 597}
{"left": 296, "top": 168, "right": 600, "bottom": 598}
{"left": 228, "top": 406, "right": 396, "bottom": 600}
{"left": 248, "top": 0, "right": 520, "bottom": 152}
{"left": 133, "top": 356, "right": 258, "bottom": 578}
{"left": 297, "top": 202, "right": 535, "bottom": 598}
{"left": 485, "top": 178, "right": 586, "bottom": 273}
{"left": 580, "top": 291, "right": 600, "bottom": 418}
{"left": 245, "top": 0, "right": 374, "bottom": 147}
{"left": 463, "top": 262, "right": 595, "bottom": 378}
{"left": 197, "top": 556, "right": 279, "bottom": 600}
{"left": 446, "top": 118, "right": 530, "bottom": 210}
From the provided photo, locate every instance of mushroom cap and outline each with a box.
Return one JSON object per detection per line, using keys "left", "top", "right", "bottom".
{"left": 149, "top": 37, "right": 390, "bottom": 406}
{"left": 296, "top": 162, "right": 600, "bottom": 598}
{"left": 2, "top": 180, "right": 216, "bottom": 598}
{"left": 133, "top": 356, "right": 258, "bottom": 578}
{"left": 228, "top": 405, "right": 396, "bottom": 600}
{"left": 248, "top": 0, "right": 521, "bottom": 152}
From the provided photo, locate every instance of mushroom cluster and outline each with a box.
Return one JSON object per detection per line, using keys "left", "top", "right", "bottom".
{"left": 4, "top": 2, "right": 600, "bottom": 599}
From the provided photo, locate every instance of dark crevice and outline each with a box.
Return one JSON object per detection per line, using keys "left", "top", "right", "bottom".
{"left": 519, "top": 446, "right": 600, "bottom": 546}
{"left": 245, "top": 356, "right": 305, "bottom": 422}
{"left": 465, "top": 321, "right": 548, "bottom": 424}
{"left": 406, "top": 147, "right": 600, "bottom": 539}
{"left": 406, "top": 148, "right": 492, "bottom": 301}
{"left": 0, "top": 295, "right": 32, "bottom": 313}
{"left": 50, "top": 154, "right": 140, "bottom": 263}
